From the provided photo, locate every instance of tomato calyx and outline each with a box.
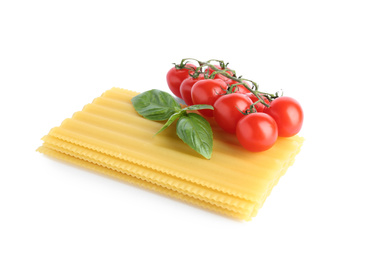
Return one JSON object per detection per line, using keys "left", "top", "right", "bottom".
{"left": 173, "top": 60, "right": 197, "bottom": 73}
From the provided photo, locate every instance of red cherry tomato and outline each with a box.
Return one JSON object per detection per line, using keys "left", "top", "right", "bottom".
{"left": 214, "top": 93, "right": 253, "bottom": 134}
{"left": 215, "top": 73, "right": 250, "bottom": 93}
{"left": 180, "top": 74, "right": 204, "bottom": 106}
{"left": 264, "top": 96, "right": 304, "bottom": 137}
{"left": 206, "top": 65, "right": 234, "bottom": 79}
{"left": 245, "top": 93, "right": 270, "bottom": 112}
{"left": 191, "top": 79, "right": 228, "bottom": 117}
{"left": 236, "top": 113, "right": 278, "bottom": 152}
{"left": 215, "top": 72, "right": 237, "bottom": 84}
{"left": 166, "top": 64, "right": 196, "bottom": 98}
{"left": 230, "top": 80, "right": 251, "bottom": 94}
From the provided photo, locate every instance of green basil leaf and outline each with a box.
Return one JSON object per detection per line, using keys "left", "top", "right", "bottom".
{"left": 131, "top": 89, "right": 181, "bottom": 120}
{"left": 182, "top": 104, "right": 214, "bottom": 111}
{"left": 176, "top": 113, "right": 213, "bottom": 159}
{"left": 155, "top": 111, "right": 184, "bottom": 135}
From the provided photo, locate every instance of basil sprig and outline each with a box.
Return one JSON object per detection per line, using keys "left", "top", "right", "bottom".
{"left": 131, "top": 89, "right": 214, "bottom": 159}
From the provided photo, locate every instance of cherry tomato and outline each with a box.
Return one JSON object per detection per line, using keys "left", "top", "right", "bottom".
{"left": 191, "top": 79, "right": 228, "bottom": 117}
{"left": 229, "top": 80, "right": 251, "bottom": 94}
{"left": 236, "top": 113, "right": 278, "bottom": 152}
{"left": 180, "top": 74, "right": 204, "bottom": 106}
{"left": 216, "top": 72, "right": 235, "bottom": 83}
{"left": 264, "top": 96, "right": 303, "bottom": 137}
{"left": 215, "top": 74, "right": 251, "bottom": 95}
{"left": 245, "top": 93, "right": 270, "bottom": 112}
{"left": 166, "top": 64, "right": 196, "bottom": 98}
{"left": 214, "top": 93, "right": 253, "bottom": 134}
{"left": 206, "top": 65, "right": 234, "bottom": 79}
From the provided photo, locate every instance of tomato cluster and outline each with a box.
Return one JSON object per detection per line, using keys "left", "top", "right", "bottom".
{"left": 166, "top": 62, "right": 303, "bottom": 152}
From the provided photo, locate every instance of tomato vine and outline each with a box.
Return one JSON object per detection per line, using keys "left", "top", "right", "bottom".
{"left": 176, "top": 58, "right": 282, "bottom": 115}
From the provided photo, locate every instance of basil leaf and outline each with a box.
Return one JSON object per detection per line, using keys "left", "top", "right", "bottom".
{"left": 155, "top": 111, "right": 184, "bottom": 135}
{"left": 131, "top": 89, "right": 181, "bottom": 120}
{"left": 182, "top": 104, "right": 214, "bottom": 111}
{"left": 176, "top": 113, "right": 213, "bottom": 159}
{"left": 131, "top": 89, "right": 215, "bottom": 159}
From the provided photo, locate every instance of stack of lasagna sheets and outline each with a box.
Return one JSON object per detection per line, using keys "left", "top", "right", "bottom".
{"left": 37, "top": 88, "right": 304, "bottom": 220}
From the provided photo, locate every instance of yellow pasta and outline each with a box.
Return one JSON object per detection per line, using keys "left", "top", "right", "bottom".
{"left": 37, "top": 146, "right": 249, "bottom": 220}
{"left": 37, "top": 88, "right": 304, "bottom": 220}
{"left": 41, "top": 135, "right": 255, "bottom": 214}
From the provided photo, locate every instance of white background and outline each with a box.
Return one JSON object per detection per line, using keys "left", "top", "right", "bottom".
{"left": 1, "top": 1, "right": 364, "bottom": 259}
